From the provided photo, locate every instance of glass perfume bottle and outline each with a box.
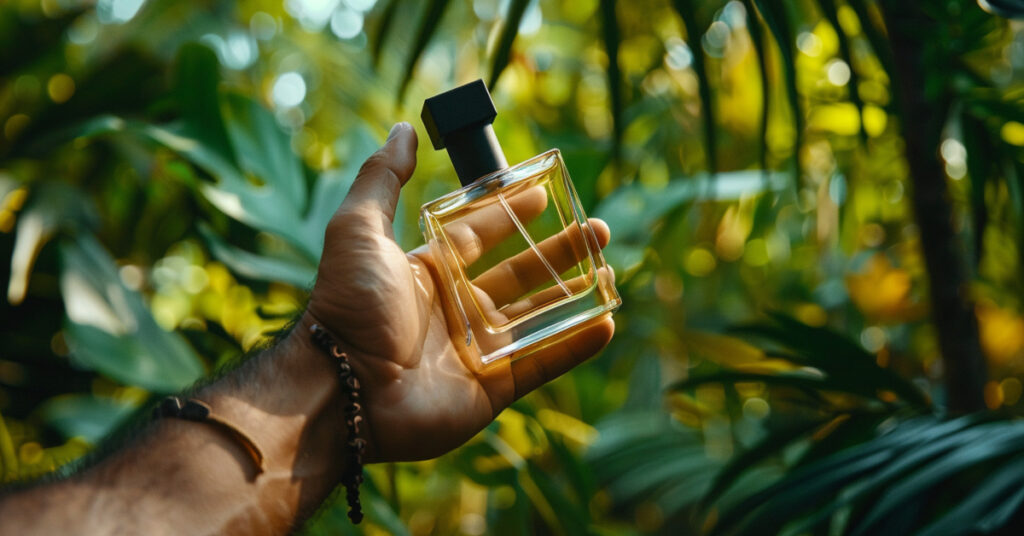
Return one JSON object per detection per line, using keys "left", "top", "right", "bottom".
{"left": 419, "top": 80, "right": 621, "bottom": 367}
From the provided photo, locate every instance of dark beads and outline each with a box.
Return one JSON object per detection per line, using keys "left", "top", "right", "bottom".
{"left": 309, "top": 322, "right": 367, "bottom": 525}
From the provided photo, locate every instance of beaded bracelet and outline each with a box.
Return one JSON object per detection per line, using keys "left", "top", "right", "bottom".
{"left": 309, "top": 323, "right": 367, "bottom": 524}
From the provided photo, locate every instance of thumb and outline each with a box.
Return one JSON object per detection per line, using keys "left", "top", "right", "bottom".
{"left": 341, "top": 122, "right": 417, "bottom": 222}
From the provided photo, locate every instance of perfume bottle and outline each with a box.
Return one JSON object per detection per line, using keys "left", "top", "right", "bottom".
{"left": 419, "top": 80, "right": 621, "bottom": 367}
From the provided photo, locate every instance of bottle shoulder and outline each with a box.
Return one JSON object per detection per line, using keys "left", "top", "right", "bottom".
{"left": 421, "top": 148, "right": 563, "bottom": 218}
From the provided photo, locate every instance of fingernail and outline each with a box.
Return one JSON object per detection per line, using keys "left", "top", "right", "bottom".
{"left": 387, "top": 122, "right": 408, "bottom": 141}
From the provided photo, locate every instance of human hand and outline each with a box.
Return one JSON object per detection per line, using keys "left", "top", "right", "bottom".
{"left": 303, "top": 122, "right": 615, "bottom": 462}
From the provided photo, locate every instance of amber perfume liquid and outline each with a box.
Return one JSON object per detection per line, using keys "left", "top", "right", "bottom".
{"left": 420, "top": 149, "right": 620, "bottom": 366}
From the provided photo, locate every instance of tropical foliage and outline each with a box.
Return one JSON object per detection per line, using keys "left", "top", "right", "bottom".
{"left": 4, "top": 0, "right": 1024, "bottom": 534}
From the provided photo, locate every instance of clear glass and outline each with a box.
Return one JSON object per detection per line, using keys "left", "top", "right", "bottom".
{"left": 420, "top": 149, "right": 621, "bottom": 366}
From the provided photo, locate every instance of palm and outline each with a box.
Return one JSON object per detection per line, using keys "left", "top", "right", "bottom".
{"left": 308, "top": 124, "right": 613, "bottom": 461}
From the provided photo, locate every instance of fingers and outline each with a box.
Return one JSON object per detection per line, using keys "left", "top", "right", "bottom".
{"left": 499, "top": 266, "right": 615, "bottom": 318}
{"left": 341, "top": 122, "right": 417, "bottom": 223}
{"left": 511, "top": 315, "right": 615, "bottom": 400}
{"left": 442, "top": 185, "right": 548, "bottom": 265}
{"left": 473, "top": 218, "right": 611, "bottom": 308}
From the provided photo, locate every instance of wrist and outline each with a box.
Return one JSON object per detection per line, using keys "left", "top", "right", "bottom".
{"left": 193, "top": 313, "right": 352, "bottom": 510}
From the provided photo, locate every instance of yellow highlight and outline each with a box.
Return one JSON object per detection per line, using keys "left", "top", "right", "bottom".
{"left": 794, "top": 303, "right": 828, "bottom": 327}
{"left": 537, "top": 409, "right": 597, "bottom": 446}
{"left": 0, "top": 210, "right": 14, "bottom": 233}
{"left": 47, "top": 73, "right": 75, "bottom": 103}
{"left": 1001, "top": 121, "right": 1024, "bottom": 147}
{"left": 18, "top": 442, "right": 43, "bottom": 465}
{"left": 684, "top": 248, "right": 717, "bottom": 277}
{"left": 837, "top": 5, "right": 862, "bottom": 35}
{"left": 863, "top": 105, "right": 888, "bottom": 137}
{"left": 4, "top": 114, "right": 30, "bottom": 141}
{"left": 1001, "top": 378, "right": 1022, "bottom": 406}
{"left": 846, "top": 254, "right": 921, "bottom": 323}
{"left": 976, "top": 302, "right": 1024, "bottom": 365}
{"left": 3, "top": 188, "right": 27, "bottom": 212}
{"left": 810, "top": 104, "right": 860, "bottom": 136}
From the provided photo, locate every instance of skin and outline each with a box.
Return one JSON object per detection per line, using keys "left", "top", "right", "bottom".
{"left": 0, "top": 122, "right": 615, "bottom": 535}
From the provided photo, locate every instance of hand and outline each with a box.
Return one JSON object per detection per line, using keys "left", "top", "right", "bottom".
{"left": 304, "top": 122, "right": 615, "bottom": 462}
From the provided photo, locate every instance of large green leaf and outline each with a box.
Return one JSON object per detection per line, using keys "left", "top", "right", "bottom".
{"left": 173, "top": 43, "right": 237, "bottom": 167}
{"left": 59, "top": 234, "right": 205, "bottom": 393}
{"left": 370, "top": 0, "right": 400, "bottom": 65}
{"left": 731, "top": 313, "right": 929, "bottom": 407}
{"left": 586, "top": 410, "right": 718, "bottom": 520}
{"left": 851, "top": 421, "right": 1024, "bottom": 535}
{"left": 397, "top": 0, "right": 451, "bottom": 101}
{"left": 698, "top": 417, "right": 830, "bottom": 513}
{"left": 198, "top": 224, "right": 316, "bottom": 288}
{"left": 7, "top": 181, "right": 97, "bottom": 305}
{"left": 222, "top": 92, "right": 307, "bottom": 214}
{"left": 709, "top": 415, "right": 1020, "bottom": 535}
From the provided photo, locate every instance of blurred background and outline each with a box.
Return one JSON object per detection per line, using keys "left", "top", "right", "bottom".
{"left": 3, "top": 0, "right": 1024, "bottom": 534}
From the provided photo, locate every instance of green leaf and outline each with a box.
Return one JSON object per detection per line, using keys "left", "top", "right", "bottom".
{"left": 599, "top": 0, "right": 623, "bottom": 160}
{"left": 672, "top": 0, "right": 718, "bottom": 174}
{"left": 57, "top": 115, "right": 317, "bottom": 258}
{"left": 0, "top": 409, "right": 17, "bottom": 481}
{"left": 732, "top": 313, "right": 929, "bottom": 407}
{"left": 699, "top": 417, "right": 830, "bottom": 513}
{"left": 487, "top": 0, "right": 530, "bottom": 90}
{"left": 710, "top": 415, "right": 964, "bottom": 534}
{"left": 173, "top": 43, "right": 237, "bottom": 167}
{"left": 750, "top": 0, "right": 802, "bottom": 186}
{"left": 845, "top": 0, "right": 895, "bottom": 75}
{"left": 7, "top": 181, "right": 97, "bottom": 305}
{"left": 222, "top": 92, "right": 307, "bottom": 214}
{"left": 198, "top": 225, "right": 316, "bottom": 287}
{"left": 587, "top": 410, "right": 716, "bottom": 518}
{"left": 961, "top": 111, "right": 994, "bottom": 267}
{"left": 298, "top": 127, "right": 375, "bottom": 245}
{"left": 526, "top": 462, "right": 591, "bottom": 535}
{"left": 370, "top": 0, "right": 400, "bottom": 65}
{"left": 397, "top": 0, "right": 452, "bottom": 101}
{"left": 668, "top": 371, "right": 855, "bottom": 399}
{"left": 916, "top": 454, "right": 1024, "bottom": 536}
{"left": 39, "top": 395, "right": 139, "bottom": 444}
{"left": 851, "top": 421, "right": 1024, "bottom": 535}
{"left": 0, "top": 7, "right": 77, "bottom": 78}
{"left": 741, "top": 0, "right": 770, "bottom": 176}
{"left": 59, "top": 234, "right": 205, "bottom": 393}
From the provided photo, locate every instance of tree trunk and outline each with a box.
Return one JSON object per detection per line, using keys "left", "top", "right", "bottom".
{"left": 882, "top": 3, "right": 988, "bottom": 413}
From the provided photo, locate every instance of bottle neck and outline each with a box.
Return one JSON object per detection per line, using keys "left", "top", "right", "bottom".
{"left": 444, "top": 124, "right": 508, "bottom": 187}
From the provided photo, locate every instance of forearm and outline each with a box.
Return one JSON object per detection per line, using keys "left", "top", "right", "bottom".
{"left": 0, "top": 313, "right": 348, "bottom": 535}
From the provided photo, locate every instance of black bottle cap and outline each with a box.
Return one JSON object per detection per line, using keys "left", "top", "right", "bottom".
{"left": 421, "top": 79, "right": 509, "bottom": 187}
